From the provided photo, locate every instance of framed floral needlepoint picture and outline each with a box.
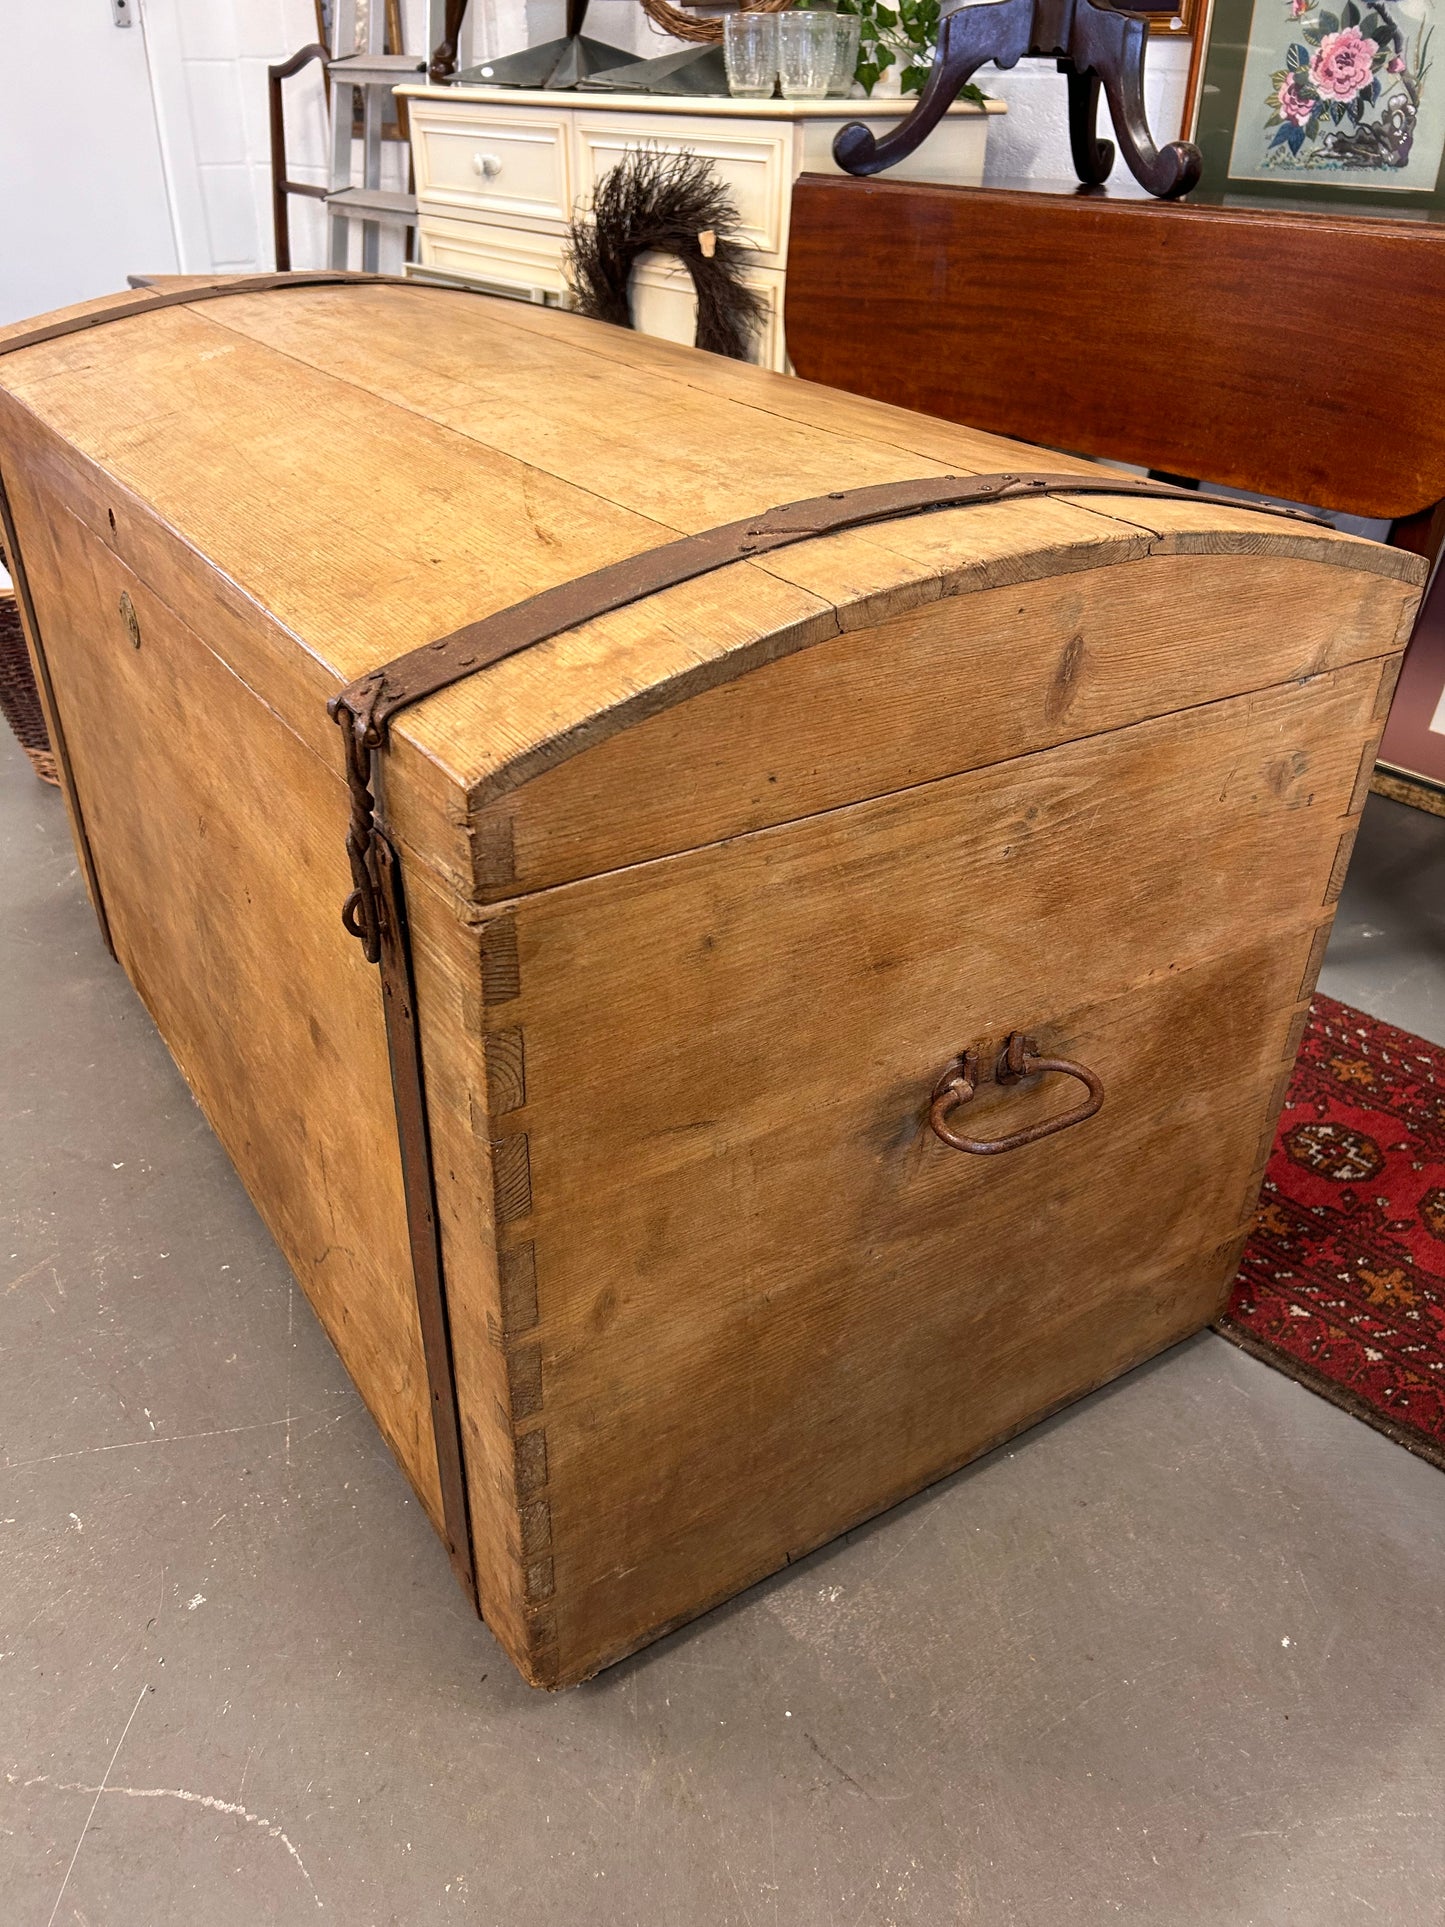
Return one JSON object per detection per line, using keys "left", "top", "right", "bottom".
{"left": 1192, "top": 0, "right": 1445, "bottom": 208}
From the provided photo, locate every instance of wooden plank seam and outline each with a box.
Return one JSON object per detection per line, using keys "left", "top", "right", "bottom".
{"left": 482, "top": 973, "right": 557, "bottom": 1667}
{"left": 1245, "top": 778, "right": 1369, "bottom": 1233}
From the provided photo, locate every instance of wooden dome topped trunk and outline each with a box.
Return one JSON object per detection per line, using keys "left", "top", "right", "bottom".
{"left": 0, "top": 275, "right": 1423, "bottom": 1689}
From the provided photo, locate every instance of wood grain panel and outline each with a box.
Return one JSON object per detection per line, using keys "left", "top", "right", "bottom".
{"left": 397, "top": 845, "right": 591, "bottom": 1679}
{"left": 784, "top": 176, "right": 1445, "bottom": 521}
{"left": 470, "top": 547, "right": 1416, "bottom": 897}
{"left": 544, "top": 946, "right": 1304, "bottom": 1679}
{"left": 3, "top": 476, "right": 444, "bottom": 1530}
{"left": 0, "top": 300, "right": 669, "bottom": 684}
{"left": 482, "top": 660, "right": 1382, "bottom": 1681}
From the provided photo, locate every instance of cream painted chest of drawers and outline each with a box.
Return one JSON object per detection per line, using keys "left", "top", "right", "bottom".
{"left": 397, "top": 83, "right": 1003, "bottom": 369}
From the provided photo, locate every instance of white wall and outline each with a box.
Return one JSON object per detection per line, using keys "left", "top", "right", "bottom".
{"left": 0, "top": 1, "right": 179, "bottom": 323}
{"left": 143, "top": 0, "right": 337, "bottom": 275}
{"left": 982, "top": 38, "right": 1191, "bottom": 187}
{"left": 139, "top": 0, "right": 435, "bottom": 277}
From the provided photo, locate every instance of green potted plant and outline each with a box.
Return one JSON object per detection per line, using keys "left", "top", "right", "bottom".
{"left": 836, "top": 0, "right": 989, "bottom": 97}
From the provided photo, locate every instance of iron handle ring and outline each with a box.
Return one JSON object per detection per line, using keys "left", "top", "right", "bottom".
{"left": 928, "top": 1036, "right": 1104, "bottom": 1155}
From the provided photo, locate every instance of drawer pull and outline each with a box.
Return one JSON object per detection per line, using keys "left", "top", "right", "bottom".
{"left": 928, "top": 1032, "right": 1103, "bottom": 1156}
{"left": 473, "top": 152, "right": 503, "bottom": 179}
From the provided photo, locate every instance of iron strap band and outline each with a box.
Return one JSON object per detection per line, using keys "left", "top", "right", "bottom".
{"left": 369, "top": 825, "right": 477, "bottom": 1610}
{"left": 330, "top": 469, "right": 1330, "bottom": 753}
{"left": 327, "top": 468, "right": 1330, "bottom": 962}
{"left": 0, "top": 271, "right": 440, "bottom": 361}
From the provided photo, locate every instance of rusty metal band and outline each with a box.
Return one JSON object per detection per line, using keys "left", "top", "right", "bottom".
{"left": 0, "top": 271, "right": 445, "bottom": 361}
{"left": 0, "top": 460, "right": 115, "bottom": 958}
{"left": 369, "top": 816, "right": 478, "bottom": 1609}
{"left": 328, "top": 468, "right": 1330, "bottom": 957}
{"left": 331, "top": 469, "right": 1330, "bottom": 755}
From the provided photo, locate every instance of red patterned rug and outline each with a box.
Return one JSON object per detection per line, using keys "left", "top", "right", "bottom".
{"left": 1216, "top": 993, "right": 1445, "bottom": 1471}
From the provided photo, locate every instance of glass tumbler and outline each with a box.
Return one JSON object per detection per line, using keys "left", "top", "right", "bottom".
{"left": 724, "top": 12, "right": 779, "bottom": 98}
{"left": 778, "top": 10, "right": 836, "bottom": 99}
{"left": 826, "top": 12, "right": 861, "bottom": 95}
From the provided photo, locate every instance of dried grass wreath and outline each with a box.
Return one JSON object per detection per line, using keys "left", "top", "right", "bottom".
{"left": 638, "top": 0, "right": 792, "bottom": 45}
{"left": 565, "top": 148, "right": 767, "bottom": 362}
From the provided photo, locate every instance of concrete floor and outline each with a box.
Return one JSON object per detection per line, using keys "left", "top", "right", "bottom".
{"left": 2, "top": 727, "right": 1443, "bottom": 1927}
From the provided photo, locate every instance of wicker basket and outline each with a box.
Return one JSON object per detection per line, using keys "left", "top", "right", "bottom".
{"left": 0, "top": 584, "right": 59, "bottom": 785}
